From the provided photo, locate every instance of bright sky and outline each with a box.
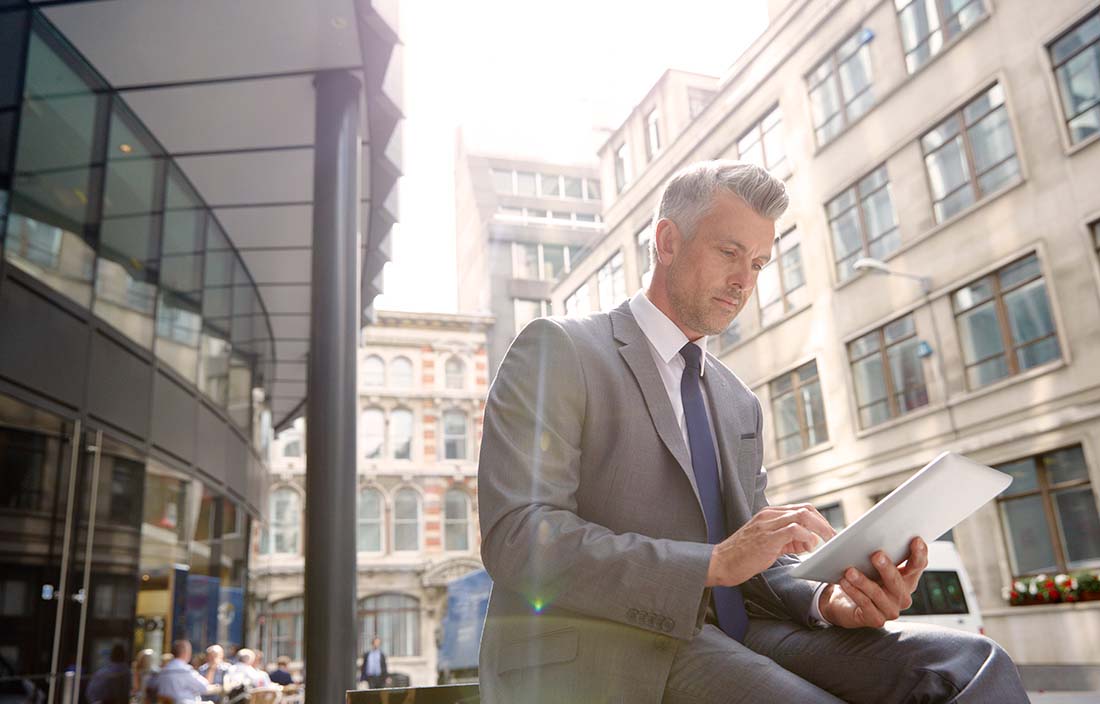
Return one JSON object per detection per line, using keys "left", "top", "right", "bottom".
{"left": 373, "top": 0, "right": 768, "bottom": 313}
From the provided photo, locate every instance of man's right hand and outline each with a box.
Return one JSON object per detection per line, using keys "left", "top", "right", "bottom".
{"left": 706, "top": 504, "right": 836, "bottom": 587}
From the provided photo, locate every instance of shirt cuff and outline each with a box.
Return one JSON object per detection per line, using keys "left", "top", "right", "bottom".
{"left": 808, "top": 582, "right": 832, "bottom": 627}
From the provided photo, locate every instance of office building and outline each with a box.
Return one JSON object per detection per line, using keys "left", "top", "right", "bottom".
{"left": 454, "top": 142, "right": 604, "bottom": 373}
{"left": 550, "top": 0, "right": 1100, "bottom": 684}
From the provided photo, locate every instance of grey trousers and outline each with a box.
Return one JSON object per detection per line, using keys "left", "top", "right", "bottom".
{"left": 662, "top": 619, "right": 1029, "bottom": 703}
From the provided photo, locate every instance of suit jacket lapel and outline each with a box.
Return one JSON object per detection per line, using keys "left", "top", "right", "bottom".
{"left": 702, "top": 356, "right": 754, "bottom": 529}
{"left": 610, "top": 304, "right": 703, "bottom": 510}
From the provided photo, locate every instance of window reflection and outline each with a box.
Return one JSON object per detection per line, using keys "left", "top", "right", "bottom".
{"left": 201, "top": 221, "right": 233, "bottom": 406}
{"left": 156, "top": 166, "right": 204, "bottom": 382}
{"left": 93, "top": 102, "right": 162, "bottom": 348}
{"left": 6, "top": 29, "right": 99, "bottom": 306}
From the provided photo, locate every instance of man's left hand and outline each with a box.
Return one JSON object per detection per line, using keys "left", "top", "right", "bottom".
{"left": 819, "top": 537, "right": 928, "bottom": 629}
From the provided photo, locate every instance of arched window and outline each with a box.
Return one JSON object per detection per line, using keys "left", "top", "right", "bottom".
{"left": 442, "top": 410, "right": 467, "bottom": 460}
{"left": 363, "top": 355, "right": 385, "bottom": 387}
{"left": 283, "top": 439, "right": 301, "bottom": 458}
{"left": 357, "top": 487, "right": 383, "bottom": 552}
{"left": 444, "top": 489, "right": 469, "bottom": 551}
{"left": 391, "top": 356, "right": 414, "bottom": 388}
{"left": 445, "top": 357, "right": 465, "bottom": 390}
{"left": 267, "top": 487, "right": 300, "bottom": 554}
{"left": 393, "top": 488, "right": 420, "bottom": 551}
{"left": 361, "top": 407, "right": 384, "bottom": 459}
{"left": 358, "top": 593, "right": 420, "bottom": 657}
{"left": 266, "top": 597, "right": 304, "bottom": 662}
{"left": 390, "top": 408, "right": 414, "bottom": 460}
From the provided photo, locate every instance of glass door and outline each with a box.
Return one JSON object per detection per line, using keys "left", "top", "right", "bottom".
{"left": 54, "top": 430, "right": 145, "bottom": 703}
{"left": 0, "top": 392, "right": 80, "bottom": 702}
{"left": 0, "top": 393, "right": 146, "bottom": 704}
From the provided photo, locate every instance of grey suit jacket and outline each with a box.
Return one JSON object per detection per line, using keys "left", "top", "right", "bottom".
{"left": 477, "top": 302, "right": 821, "bottom": 703}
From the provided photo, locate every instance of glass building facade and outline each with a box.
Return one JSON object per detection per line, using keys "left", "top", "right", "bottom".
{"left": 0, "top": 8, "right": 271, "bottom": 700}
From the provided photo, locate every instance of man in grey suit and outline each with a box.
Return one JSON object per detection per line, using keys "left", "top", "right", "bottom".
{"left": 477, "top": 160, "right": 1027, "bottom": 702}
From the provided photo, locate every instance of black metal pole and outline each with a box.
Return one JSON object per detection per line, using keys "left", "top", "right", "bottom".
{"left": 306, "top": 69, "right": 360, "bottom": 703}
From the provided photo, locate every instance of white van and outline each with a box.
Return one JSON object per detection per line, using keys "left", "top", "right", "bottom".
{"left": 897, "top": 540, "right": 984, "bottom": 635}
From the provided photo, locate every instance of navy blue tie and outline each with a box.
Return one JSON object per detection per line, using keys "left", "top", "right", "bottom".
{"left": 679, "top": 342, "right": 749, "bottom": 642}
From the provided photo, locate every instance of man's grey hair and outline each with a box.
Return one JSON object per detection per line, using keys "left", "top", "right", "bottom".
{"left": 236, "top": 648, "right": 255, "bottom": 665}
{"left": 651, "top": 160, "right": 788, "bottom": 261}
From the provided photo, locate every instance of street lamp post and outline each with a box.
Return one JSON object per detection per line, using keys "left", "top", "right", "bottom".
{"left": 852, "top": 257, "right": 957, "bottom": 438}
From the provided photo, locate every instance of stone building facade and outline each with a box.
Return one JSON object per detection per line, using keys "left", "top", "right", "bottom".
{"left": 249, "top": 310, "right": 492, "bottom": 686}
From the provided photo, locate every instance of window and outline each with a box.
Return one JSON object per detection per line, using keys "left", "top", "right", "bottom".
{"left": 584, "top": 178, "right": 601, "bottom": 201}
{"left": 357, "top": 488, "right": 383, "bottom": 552}
{"left": 756, "top": 228, "right": 807, "bottom": 326}
{"left": 516, "top": 171, "right": 537, "bottom": 196}
{"left": 156, "top": 166, "right": 204, "bottom": 382}
{"left": 818, "top": 503, "right": 846, "bottom": 530}
{"left": 6, "top": 29, "right": 99, "bottom": 308}
{"left": 769, "top": 361, "right": 828, "bottom": 459}
{"left": 848, "top": 314, "right": 929, "bottom": 428}
{"left": 902, "top": 572, "right": 969, "bottom": 615}
{"left": 542, "top": 244, "right": 568, "bottom": 280}
{"left": 539, "top": 173, "right": 561, "bottom": 197}
{"left": 444, "top": 489, "right": 470, "bottom": 551}
{"left": 688, "top": 87, "right": 716, "bottom": 118}
{"left": 513, "top": 242, "right": 572, "bottom": 281}
{"left": 514, "top": 298, "right": 548, "bottom": 331}
{"left": 715, "top": 320, "right": 742, "bottom": 353}
{"left": 94, "top": 102, "right": 163, "bottom": 349}
{"left": 896, "top": 0, "right": 986, "bottom": 73}
{"left": 827, "top": 165, "right": 900, "bottom": 281}
{"left": 491, "top": 168, "right": 514, "bottom": 194}
{"left": 390, "top": 408, "right": 413, "bottom": 460}
{"left": 921, "top": 83, "right": 1019, "bottom": 223}
{"left": 442, "top": 410, "right": 467, "bottom": 460}
{"left": 267, "top": 598, "right": 303, "bottom": 662}
{"left": 361, "top": 408, "right": 384, "bottom": 459}
{"left": 513, "top": 242, "right": 540, "bottom": 279}
{"left": 808, "top": 27, "right": 875, "bottom": 145}
{"left": 359, "top": 593, "right": 420, "bottom": 657}
{"left": 268, "top": 487, "right": 300, "bottom": 555}
{"left": 390, "top": 356, "right": 414, "bottom": 388}
{"left": 645, "top": 109, "right": 661, "bottom": 161}
{"left": 563, "top": 175, "right": 583, "bottom": 198}
{"left": 614, "top": 142, "right": 630, "bottom": 193}
{"left": 635, "top": 220, "right": 654, "bottom": 280}
{"left": 283, "top": 439, "right": 301, "bottom": 458}
{"left": 445, "top": 357, "right": 465, "bottom": 390}
{"left": 393, "top": 489, "right": 420, "bottom": 551}
{"left": 565, "top": 283, "right": 591, "bottom": 317}
{"left": 1049, "top": 10, "right": 1100, "bottom": 145}
{"left": 737, "top": 106, "right": 788, "bottom": 178}
{"left": 952, "top": 253, "right": 1060, "bottom": 389}
{"left": 997, "top": 445, "right": 1100, "bottom": 575}
{"left": 363, "top": 355, "right": 384, "bottom": 386}
{"left": 597, "top": 251, "right": 627, "bottom": 310}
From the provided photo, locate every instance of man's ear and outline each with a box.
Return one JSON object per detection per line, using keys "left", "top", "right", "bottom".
{"left": 653, "top": 218, "right": 680, "bottom": 266}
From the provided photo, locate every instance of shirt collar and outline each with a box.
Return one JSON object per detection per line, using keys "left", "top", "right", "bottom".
{"left": 628, "top": 290, "right": 707, "bottom": 376}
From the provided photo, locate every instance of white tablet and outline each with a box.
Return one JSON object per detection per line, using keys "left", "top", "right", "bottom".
{"left": 790, "top": 452, "right": 1012, "bottom": 584}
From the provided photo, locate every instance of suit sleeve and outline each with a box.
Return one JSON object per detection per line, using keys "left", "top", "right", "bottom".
{"left": 745, "top": 394, "right": 827, "bottom": 627}
{"left": 478, "top": 317, "right": 713, "bottom": 640}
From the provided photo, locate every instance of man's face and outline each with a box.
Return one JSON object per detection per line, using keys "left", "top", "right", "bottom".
{"left": 372, "top": 638, "right": 381, "bottom": 649}
{"left": 663, "top": 191, "right": 775, "bottom": 337}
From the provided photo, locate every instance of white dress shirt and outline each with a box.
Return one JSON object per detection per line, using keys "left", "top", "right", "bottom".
{"left": 628, "top": 290, "right": 831, "bottom": 626}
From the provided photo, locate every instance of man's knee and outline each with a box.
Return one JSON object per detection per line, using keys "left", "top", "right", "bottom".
{"left": 903, "top": 629, "right": 1017, "bottom": 699}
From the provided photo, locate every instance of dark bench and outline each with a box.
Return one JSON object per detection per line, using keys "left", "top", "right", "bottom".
{"left": 346, "top": 684, "right": 480, "bottom": 704}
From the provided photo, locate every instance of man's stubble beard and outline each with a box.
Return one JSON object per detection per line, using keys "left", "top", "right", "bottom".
{"left": 667, "top": 264, "right": 740, "bottom": 337}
